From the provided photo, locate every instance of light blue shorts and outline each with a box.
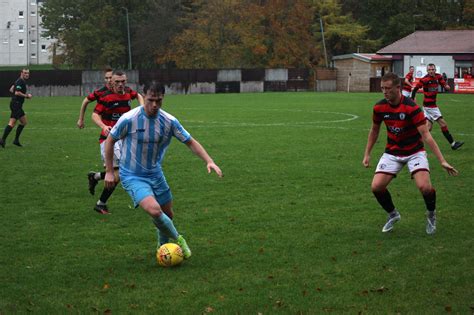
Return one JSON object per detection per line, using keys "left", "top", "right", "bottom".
{"left": 121, "top": 174, "right": 172, "bottom": 208}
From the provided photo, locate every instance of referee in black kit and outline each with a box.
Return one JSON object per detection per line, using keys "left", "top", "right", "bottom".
{"left": 0, "top": 68, "right": 32, "bottom": 148}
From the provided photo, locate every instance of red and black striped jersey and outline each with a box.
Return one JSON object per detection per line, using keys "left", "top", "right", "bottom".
{"left": 373, "top": 96, "right": 426, "bottom": 157}
{"left": 94, "top": 87, "right": 138, "bottom": 143}
{"left": 87, "top": 85, "right": 109, "bottom": 102}
{"left": 415, "top": 73, "right": 446, "bottom": 108}
{"left": 402, "top": 72, "right": 414, "bottom": 93}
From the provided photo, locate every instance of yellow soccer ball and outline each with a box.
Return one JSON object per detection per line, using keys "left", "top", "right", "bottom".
{"left": 157, "top": 243, "right": 184, "bottom": 267}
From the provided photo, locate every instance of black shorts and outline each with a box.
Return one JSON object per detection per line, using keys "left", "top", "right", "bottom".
{"left": 10, "top": 101, "right": 25, "bottom": 119}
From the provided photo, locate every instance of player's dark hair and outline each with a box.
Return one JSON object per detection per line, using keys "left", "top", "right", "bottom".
{"left": 112, "top": 70, "right": 125, "bottom": 76}
{"left": 144, "top": 81, "right": 165, "bottom": 95}
{"left": 428, "top": 63, "right": 436, "bottom": 68}
{"left": 409, "top": 66, "right": 414, "bottom": 69}
{"left": 104, "top": 66, "right": 113, "bottom": 73}
{"left": 381, "top": 72, "right": 401, "bottom": 86}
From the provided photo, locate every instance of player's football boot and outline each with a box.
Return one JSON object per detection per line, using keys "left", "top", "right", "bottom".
{"left": 93, "top": 203, "right": 110, "bottom": 215}
{"left": 0, "top": 138, "right": 5, "bottom": 148}
{"left": 382, "top": 211, "right": 401, "bottom": 232}
{"left": 176, "top": 235, "right": 191, "bottom": 259}
{"left": 426, "top": 211, "right": 436, "bottom": 235}
{"left": 451, "top": 141, "right": 464, "bottom": 150}
{"left": 88, "top": 172, "right": 99, "bottom": 195}
{"left": 13, "top": 140, "right": 22, "bottom": 147}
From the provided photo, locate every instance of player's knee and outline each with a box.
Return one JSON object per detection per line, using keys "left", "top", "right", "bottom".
{"left": 371, "top": 183, "right": 385, "bottom": 194}
{"left": 418, "top": 184, "right": 432, "bottom": 195}
{"left": 149, "top": 208, "right": 163, "bottom": 218}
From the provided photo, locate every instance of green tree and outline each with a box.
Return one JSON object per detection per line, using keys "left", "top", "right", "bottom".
{"left": 340, "top": 0, "right": 473, "bottom": 48}
{"left": 310, "top": 0, "right": 379, "bottom": 60}
{"left": 41, "top": 0, "right": 132, "bottom": 68}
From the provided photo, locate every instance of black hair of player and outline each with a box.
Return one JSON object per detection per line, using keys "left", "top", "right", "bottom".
{"left": 144, "top": 81, "right": 165, "bottom": 95}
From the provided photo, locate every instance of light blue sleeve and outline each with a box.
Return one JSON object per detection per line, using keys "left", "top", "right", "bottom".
{"left": 110, "top": 117, "right": 130, "bottom": 140}
{"left": 171, "top": 118, "right": 191, "bottom": 143}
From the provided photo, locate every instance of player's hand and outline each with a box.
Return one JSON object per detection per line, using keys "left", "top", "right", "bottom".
{"left": 207, "top": 162, "right": 223, "bottom": 177}
{"left": 441, "top": 162, "right": 458, "bottom": 176}
{"left": 104, "top": 172, "right": 115, "bottom": 189}
{"left": 27, "top": 93, "right": 32, "bottom": 99}
{"left": 444, "top": 85, "right": 450, "bottom": 91}
{"left": 77, "top": 119, "right": 84, "bottom": 129}
{"left": 362, "top": 155, "right": 370, "bottom": 168}
{"left": 102, "top": 126, "right": 112, "bottom": 136}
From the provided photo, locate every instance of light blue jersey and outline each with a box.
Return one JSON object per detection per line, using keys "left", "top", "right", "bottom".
{"left": 110, "top": 106, "right": 191, "bottom": 177}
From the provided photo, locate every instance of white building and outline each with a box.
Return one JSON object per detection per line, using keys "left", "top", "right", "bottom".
{"left": 0, "top": 0, "right": 56, "bottom": 65}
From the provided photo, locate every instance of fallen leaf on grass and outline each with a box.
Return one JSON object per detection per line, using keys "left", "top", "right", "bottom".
{"left": 204, "top": 306, "right": 215, "bottom": 313}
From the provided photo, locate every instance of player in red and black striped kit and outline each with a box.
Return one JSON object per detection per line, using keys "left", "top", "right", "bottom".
{"left": 77, "top": 67, "right": 113, "bottom": 129}
{"left": 363, "top": 73, "right": 458, "bottom": 235}
{"left": 411, "top": 63, "right": 464, "bottom": 150}
{"left": 87, "top": 70, "right": 144, "bottom": 214}
{"left": 402, "top": 66, "right": 414, "bottom": 98}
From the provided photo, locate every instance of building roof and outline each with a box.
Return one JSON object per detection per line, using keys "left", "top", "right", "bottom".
{"left": 332, "top": 53, "right": 392, "bottom": 62}
{"left": 377, "top": 30, "right": 474, "bottom": 54}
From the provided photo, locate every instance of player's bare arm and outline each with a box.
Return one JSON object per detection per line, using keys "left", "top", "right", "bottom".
{"left": 363, "top": 122, "right": 381, "bottom": 168}
{"left": 185, "top": 138, "right": 223, "bottom": 177}
{"left": 103, "top": 135, "right": 117, "bottom": 189}
{"left": 417, "top": 123, "right": 458, "bottom": 176}
{"left": 91, "top": 112, "right": 112, "bottom": 136}
{"left": 77, "top": 97, "right": 91, "bottom": 129}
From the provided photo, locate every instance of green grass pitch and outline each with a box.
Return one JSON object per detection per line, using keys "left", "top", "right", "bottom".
{"left": 0, "top": 92, "right": 472, "bottom": 313}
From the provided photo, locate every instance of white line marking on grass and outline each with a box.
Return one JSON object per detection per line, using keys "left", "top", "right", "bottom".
{"left": 261, "top": 109, "right": 360, "bottom": 123}
{"left": 183, "top": 110, "right": 359, "bottom": 126}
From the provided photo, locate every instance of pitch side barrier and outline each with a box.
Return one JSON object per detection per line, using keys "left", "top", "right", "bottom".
{"left": 0, "top": 68, "right": 336, "bottom": 97}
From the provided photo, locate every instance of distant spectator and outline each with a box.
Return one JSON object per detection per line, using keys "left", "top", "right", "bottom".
{"left": 463, "top": 68, "right": 472, "bottom": 80}
{"left": 441, "top": 72, "right": 448, "bottom": 92}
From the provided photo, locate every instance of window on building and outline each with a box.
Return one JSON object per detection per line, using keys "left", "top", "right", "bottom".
{"left": 31, "top": 25, "right": 36, "bottom": 30}
{"left": 19, "top": 39, "right": 24, "bottom": 46}
{"left": 3, "top": 38, "right": 8, "bottom": 44}
{"left": 31, "top": 11, "right": 37, "bottom": 16}
{"left": 31, "top": 0, "right": 37, "bottom": 5}
{"left": 31, "top": 53, "right": 37, "bottom": 59}
{"left": 31, "top": 39, "right": 36, "bottom": 44}
{"left": 19, "top": 11, "right": 24, "bottom": 18}
{"left": 19, "top": 25, "right": 24, "bottom": 32}
{"left": 41, "top": 44, "right": 47, "bottom": 51}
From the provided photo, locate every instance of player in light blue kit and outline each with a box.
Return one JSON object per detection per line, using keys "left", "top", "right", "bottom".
{"left": 103, "top": 81, "right": 223, "bottom": 259}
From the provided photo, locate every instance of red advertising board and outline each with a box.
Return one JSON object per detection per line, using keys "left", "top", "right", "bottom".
{"left": 454, "top": 78, "right": 474, "bottom": 94}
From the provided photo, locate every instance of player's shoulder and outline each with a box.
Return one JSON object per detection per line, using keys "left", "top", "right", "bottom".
{"left": 401, "top": 96, "right": 417, "bottom": 107}
{"left": 159, "top": 109, "right": 178, "bottom": 121}
{"left": 120, "top": 106, "right": 142, "bottom": 121}
{"left": 124, "top": 86, "right": 137, "bottom": 94}
{"left": 374, "top": 98, "right": 389, "bottom": 107}
{"left": 15, "top": 77, "right": 25, "bottom": 85}
{"left": 96, "top": 85, "right": 109, "bottom": 93}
